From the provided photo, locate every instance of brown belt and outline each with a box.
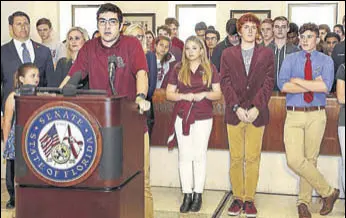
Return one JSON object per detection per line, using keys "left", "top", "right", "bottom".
{"left": 286, "top": 106, "right": 325, "bottom": 112}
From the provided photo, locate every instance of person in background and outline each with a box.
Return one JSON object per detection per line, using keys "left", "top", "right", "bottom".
{"left": 124, "top": 24, "right": 157, "bottom": 137}
{"left": 50, "top": 26, "right": 89, "bottom": 87}
{"left": 165, "top": 17, "right": 184, "bottom": 51}
{"left": 205, "top": 26, "right": 220, "bottom": 61}
{"left": 334, "top": 24, "right": 345, "bottom": 42}
{"left": 278, "top": 22, "right": 339, "bottom": 218}
{"left": 324, "top": 32, "right": 341, "bottom": 56}
{"left": 166, "top": 35, "right": 221, "bottom": 213}
{"left": 221, "top": 13, "right": 274, "bottom": 218}
{"left": 154, "top": 36, "right": 176, "bottom": 89}
{"left": 287, "top": 22, "right": 300, "bottom": 47}
{"left": 268, "top": 16, "right": 299, "bottom": 91}
{"left": 36, "top": 18, "right": 66, "bottom": 65}
{"left": 211, "top": 18, "right": 239, "bottom": 72}
{"left": 1, "top": 11, "right": 54, "bottom": 135}
{"left": 331, "top": 20, "right": 345, "bottom": 92}
{"left": 3, "top": 63, "right": 40, "bottom": 209}
{"left": 260, "top": 18, "right": 274, "bottom": 46}
{"left": 58, "top": 3, "right": 153, "bottom": 217}
{"left": 319, "top": 24, "right": 331, "bottom": 42}
{"left": 145, "top": 30, "right": 155, "bottom": 52}
{"left": 195, "top": 21, "right": 208, "bottom": 41}
{"left": 92, "top": 30, "right": 100, "bottom": 39}
{"left": 336, "top": 63, "right": 345, "bottom": 200}
{"left": 157, "top": 25, "right": 182, "bottom": 62}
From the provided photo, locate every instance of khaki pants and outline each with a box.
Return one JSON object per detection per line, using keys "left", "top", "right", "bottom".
{"left": 227, "top": 122, "right": 265, "bottom": 201}
{"left": 144, "top": 132, "right": 154, "bottom": 218}
{"left": 284, "top": 110, "right": 333, "bottom": 207}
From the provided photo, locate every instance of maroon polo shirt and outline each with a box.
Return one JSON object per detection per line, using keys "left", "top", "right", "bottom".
{"left": 168, "top": 62, "right": 220, "bottom": 120}
{"left": 68, "top": 35, "right": 148, "bottom": 100}
{"left": 172, "top": 37, "right": 184, "bottom": 51}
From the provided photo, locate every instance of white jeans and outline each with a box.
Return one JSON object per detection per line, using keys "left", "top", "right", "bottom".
{"left": 175, "top": 116, "right": 213, "bottom": 194}
{"left": 338, "top": 127, "right": 345, "bottom": 192}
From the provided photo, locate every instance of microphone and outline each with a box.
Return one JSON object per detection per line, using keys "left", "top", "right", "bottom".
{"left": 108, "top": 55, "right": 117, "bottom": 95}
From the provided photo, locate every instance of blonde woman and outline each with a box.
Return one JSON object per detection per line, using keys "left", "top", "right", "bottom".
{"left": 166, "top": 36, "right": 222, "bottom": 213}
{"left": 124, "top": 24, "right": 157, "bottom": 137}
{"left": 52, "top": 27, "right": 89, "bottom": 87}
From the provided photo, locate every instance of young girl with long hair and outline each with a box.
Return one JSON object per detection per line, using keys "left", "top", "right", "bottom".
{"left": 166, "top": 36, "right": 221, "bottom": 213}
{"left": 3, "top": 63, "right": 40, "bottom": 209}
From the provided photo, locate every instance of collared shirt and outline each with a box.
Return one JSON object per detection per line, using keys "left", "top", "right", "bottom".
{"left": 68, "top": 35, "right": 148, "bottom": 100}
{"left": 168, "top": 63, "right": 220, "bottom": 120}
{"left": 268, "top": 42, "right": 299, "bottom": 91}
{"left": 13, "top": 38, "right": 35, "bottom": 63}
{"left": 278, "top": 50, "right": 334, "bottom": 107}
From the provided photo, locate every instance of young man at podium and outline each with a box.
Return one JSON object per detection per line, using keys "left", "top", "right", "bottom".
{"left": 59, "top": 3, "right": 153, "bottom": 218}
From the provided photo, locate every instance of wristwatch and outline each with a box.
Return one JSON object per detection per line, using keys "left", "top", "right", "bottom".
{"left": 232, "top": 104, "right": 240, "bottom": 112}
{"left": 136, "top": 93, "right": 146, "bottom": 100}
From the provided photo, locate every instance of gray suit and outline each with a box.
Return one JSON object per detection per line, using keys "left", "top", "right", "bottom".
{"left": 1, "top": 39, "right": 54, "bottom": 112}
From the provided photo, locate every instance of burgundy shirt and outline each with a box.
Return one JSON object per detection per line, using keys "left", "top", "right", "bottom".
{"left": 168, "top": 62, "right": 220, "bottom": 120}
{"left": 172, "top": 37, "right": 184, "bottom": 51}
{"left": 68, "top": 35, "right": 148, "bottom": 100}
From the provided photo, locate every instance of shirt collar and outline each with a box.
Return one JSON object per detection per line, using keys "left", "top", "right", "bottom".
{"left": 98, "top": 34, "right": 123, "bottom": 49}
{"left": 13, "top": 38, "right": 31, "bottom": 50}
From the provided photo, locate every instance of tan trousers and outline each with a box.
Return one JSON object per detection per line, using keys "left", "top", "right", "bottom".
{"left": 227, "top": 122, "right": 265, "bottom": 201}
{"left": 144, "top": 132, "right": 154, "bottom": 218}
{"left": 284, "top": 110, "right": 333, "bottom": 208}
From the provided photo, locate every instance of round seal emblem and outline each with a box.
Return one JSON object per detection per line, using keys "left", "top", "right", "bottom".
{"left": 22, "top": 102, "right": 102, "bottom": 187}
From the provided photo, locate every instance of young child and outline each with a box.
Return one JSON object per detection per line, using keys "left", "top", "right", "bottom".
{"left": 3, "top": 63, "right": 40, "bottom": 209}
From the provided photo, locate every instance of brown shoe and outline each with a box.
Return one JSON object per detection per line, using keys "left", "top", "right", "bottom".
{"left": 298, "top": 203, "right": 311, "bottom": 218}
{"left": 320, "top": 188, "right": 340, "bottom": 215}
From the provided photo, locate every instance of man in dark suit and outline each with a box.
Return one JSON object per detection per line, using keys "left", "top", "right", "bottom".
{"left": 1, "top": 11, "right": 53, "bottom": 209}
{"left": 220, "top": 13, "right": 274, "bottom": 217}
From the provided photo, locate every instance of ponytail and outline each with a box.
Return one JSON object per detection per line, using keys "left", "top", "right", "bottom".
{"left": 13, "top": 63, "right": 38, "bottom": 90}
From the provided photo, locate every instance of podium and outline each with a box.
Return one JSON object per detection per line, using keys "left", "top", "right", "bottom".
{"left": 14, "top": 93, "right": 145, "bottom": 218}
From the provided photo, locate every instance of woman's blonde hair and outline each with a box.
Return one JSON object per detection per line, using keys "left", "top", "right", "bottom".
{"left": 179, "top": 35, "right": 212, "bottom": 87}
{"left": 65, "top": 26, "right": 89, "bottom": 61}
{"left": 123, "top": 23, "right": 147, "bottom": 53}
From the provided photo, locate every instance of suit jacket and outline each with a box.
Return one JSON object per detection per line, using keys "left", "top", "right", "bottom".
{"left": 331, "top": 40, "right": 345, "bottom": 92}
{"left": 1, "top": 39, "right": 54, "bottom": 112}
{"left": 220, "top": 44, "right": 274, "bottom": 127}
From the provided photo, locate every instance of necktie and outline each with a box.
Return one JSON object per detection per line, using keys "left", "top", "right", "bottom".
{"left": 22, "top": 43, "right": 32, "bottom": 63}
{"left": 304, "top": 53, "right": 313, "bottom": 103}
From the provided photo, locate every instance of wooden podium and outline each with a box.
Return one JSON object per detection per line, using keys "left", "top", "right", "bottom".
{"left": 14, "top": 94, "right": 145, "bottom": 218}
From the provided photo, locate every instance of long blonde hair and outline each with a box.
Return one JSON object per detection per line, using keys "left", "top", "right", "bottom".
{"left": 123, "top": 23, "right": 147, "bottom": 53}
{"left": 179, "top": 35, "right": 212, "bottom": 87}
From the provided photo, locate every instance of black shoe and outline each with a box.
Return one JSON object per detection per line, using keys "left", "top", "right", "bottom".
{"left": 6, "top": 198, "right": 15, "bottom": 209}
{"left": 190, "top": 192, "right": 202, "bottom": 212}
{"left": 180, "top": 193, "right": 193, "bottom": 213}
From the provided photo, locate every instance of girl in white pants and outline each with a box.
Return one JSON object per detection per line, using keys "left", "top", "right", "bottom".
{"left": 166, "top": 36, "right": 221, "bottom": 213}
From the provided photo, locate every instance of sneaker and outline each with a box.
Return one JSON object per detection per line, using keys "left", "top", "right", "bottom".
{"left": 228, "top": 199, "right": 243, "bottom": 216}
{"left": 320, "top": 188, "right": 340, "bottom": 215}
{"left": 243, "top": 201, "right": 257, "bottom": 217}
{"left": 298, "top": 203, "right": 311, "bottom": 218}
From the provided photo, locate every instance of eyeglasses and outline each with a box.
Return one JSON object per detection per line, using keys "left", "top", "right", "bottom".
{"left": 300, "top": 35, "right": 315, "bottom": 40}
{"left": 98, "top": 18, "right": 119, "bottom": 27}
{"left": 205, "top": 37, "right": 217, "bottom": 41}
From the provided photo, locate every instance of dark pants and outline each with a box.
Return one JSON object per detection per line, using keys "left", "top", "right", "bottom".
{"left": 146, "top": 100, "right": 155, "bottom": 138}
{"left": 6, "top": 159, "right": 15, "bottom": 200}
